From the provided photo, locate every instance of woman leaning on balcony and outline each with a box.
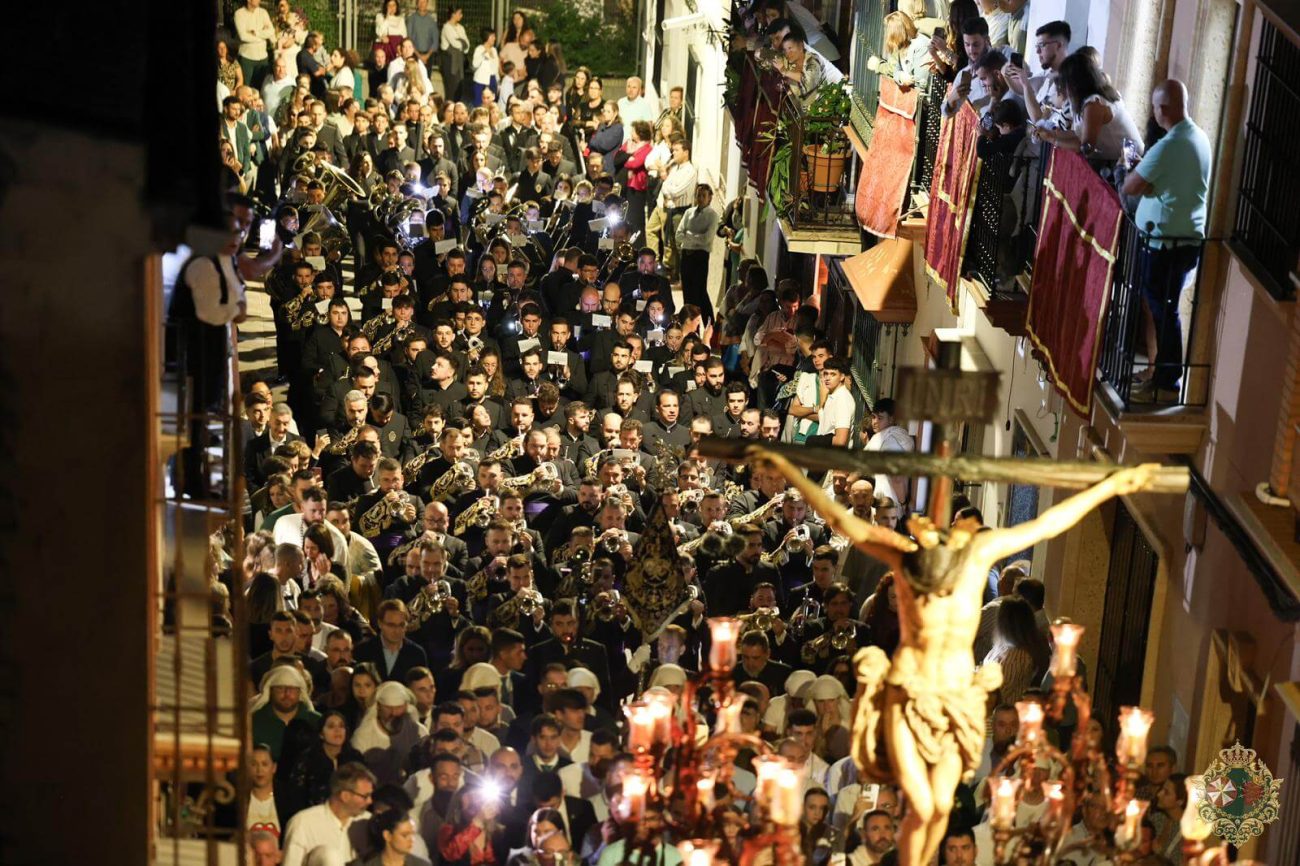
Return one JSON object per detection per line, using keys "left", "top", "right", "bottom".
{"left": 1036, "top": 49, "right": 1143, "bottom": 162}
{"left": 866, "top": 11, "right": 933, "bottom": 90}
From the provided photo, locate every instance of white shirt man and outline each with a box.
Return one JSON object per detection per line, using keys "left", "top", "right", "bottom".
{"left": 863, "top": 399, "right": 914, "bottom": 506}
{"left": 234, "top": 0, "right": 276, "bottom": 63}
{"left": 272, "top": 494, "right": 351, "bottom": 567}
{"left": 617, "top": 77, "right": 657, "bottom": 137}
{"left": 183, "top": 255, "right": 247, "bottom": 326}
{"left": 281, "top": 767, "right": 375, "bottom": 866}
{"left": 658, "top": 151, "right": 698, "bottom": 210}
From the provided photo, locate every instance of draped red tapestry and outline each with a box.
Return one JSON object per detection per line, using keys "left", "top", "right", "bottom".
{"left": 923, "top": 103, "right": 981, "bottom": 312}
{"left": 856, "top": 78, "right": 921, "bottom": 238}
{"left": 1026, "top": 148, "right": 1124, "bottom": 416}
{"left": 729, "top": 60, "right": 783, "bottom": 202}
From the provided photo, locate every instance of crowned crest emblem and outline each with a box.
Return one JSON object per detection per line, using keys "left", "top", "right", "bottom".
{"left": 1198, "top": 740, "right": 1283, "bottom": 846}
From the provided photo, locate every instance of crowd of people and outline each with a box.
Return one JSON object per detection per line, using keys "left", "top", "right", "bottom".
{"left": 171, "top": 2, "right": 1202, "bottom": 866}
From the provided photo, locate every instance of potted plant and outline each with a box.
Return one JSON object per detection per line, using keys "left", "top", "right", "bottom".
{"left": 800, "top": 80, "right": 854, "bottom": 193}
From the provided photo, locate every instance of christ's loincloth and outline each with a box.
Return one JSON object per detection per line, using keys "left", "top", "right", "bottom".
{"left": 852, "top": 646, "right": 1003, "bottom": 782}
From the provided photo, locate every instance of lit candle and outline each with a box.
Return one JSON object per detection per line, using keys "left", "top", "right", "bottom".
{"left": 709, "top": 617, "right": 741, "bottom": 671}
{"left": 677, "top": 840, "right": 717, "bottom": 866}
{"left": 1115, "top": 798, "right": 1148, "bottom": 849}
{"left": 1116, "top": 706, "right": 1155, "bottom": 767}
{"left": 697, "top": 777, "right": 716, "bottom": 811}
{"left": 620, "top": 771, "right": 649, "bottom": 823}
{"left": 645, "top": 691, "right": 675, "bottom": 744}
{"left": 624, "top": 701, "right": 655, "bottom": 754}
{"left": 754, "top": 754, "right": 785, "bottom": 802}
{"left": 1050, "top": 621, "right": 1085, "bottom": 678}
{"left": 1039, "top": 780, "right": 1066, "bottom": 827}
{"left": 715, "top": 698, "right": 745, "bottom": 735}
{"left": 1015, "top": 700, "right": 1045, "bottom": 745}
{"left": 768, "top": 766, "right": 802, "bottom": 826}
{"left": 1180, "top": 776, "right": 1214, "bottom": 842}
{"left": 990, "top": 777, "right": 1021, "bottom": 830}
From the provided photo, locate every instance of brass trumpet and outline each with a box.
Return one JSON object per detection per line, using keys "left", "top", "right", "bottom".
{"left": 485, "top": 436, "right": 524, "bottom": 462}
{"left": 426, "top": 461, "right": 476, "bottom": 503}
{"left": 501, "top": 461, "right": 560, "bottom": 494}
{"left": 453, "top": 494, "right": 498, "bottom": 536}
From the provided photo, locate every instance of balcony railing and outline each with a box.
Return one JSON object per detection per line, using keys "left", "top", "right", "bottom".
{"left": 912, "top": 80, "right": 946, "bottom": 197}
{"left": 1097, "top": 227, "right": 1211, "bottom": 410}
{"left": 728, "top": 52, "right": 860, "bottom": 231}
{"left": 782, "top": 90, "right": 861, "bottom": 231}
{"left": 938, "top": 127, "right": 1213, "bottom": 412}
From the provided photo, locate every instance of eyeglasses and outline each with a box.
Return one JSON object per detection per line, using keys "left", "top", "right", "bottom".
{"left": 345, "top": 788, "right": 374, "bottom": 801}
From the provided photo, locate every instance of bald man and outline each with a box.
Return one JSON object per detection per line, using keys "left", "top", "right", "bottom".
{"left": 1122, "top": 79, "right": 1211, "bottom": 394}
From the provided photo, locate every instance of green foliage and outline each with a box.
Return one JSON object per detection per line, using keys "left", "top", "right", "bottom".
{"left": 297, "top": 0, "right": 339, "bottom": 51}
{"left": 532, "top": 0, "right": 639, "bottom": 78}
{"left": 756, "top": 120, "right": 795, "bottom": 220}
{"left": 803, "top": 80, "right": 855, "bottom": 153}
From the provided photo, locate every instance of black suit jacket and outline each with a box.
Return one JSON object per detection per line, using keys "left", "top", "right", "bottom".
{"left": 245, "top": 432, "right": 306, "bottom": 485}
{"left": 353, "top": 637, "right": 428, "bottom": 682}
{"left": 524, "top": 637, "right": 614, "bottom": 711}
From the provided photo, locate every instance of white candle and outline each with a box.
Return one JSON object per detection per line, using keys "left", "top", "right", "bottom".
{"left": 624, "top": 701, "right": 655, "bottom": 754}
{"left": 621, "top": 771, "right": 649, "bottom": 822}
{"left": 1016, "top": 700, "right": 1045, "bottom": 745}
{"left": 768, "top": 766, "right": 802, "bottom": 826}
{"left": 1116, "top": 798, "right": 1148, "bottom": 849}
{"left": 1049, "top": 621, "right": 1085, "bottom": 678}
{"left": 697, "top": 778, "right": 716, "bottom": 810}
{"left": 990, "top": 777, "right": 1021, "bottom": 830}
{"left": 708, "top": 617, "right": 741, "bottom": 671}
{"left": 1116, "top": 707, "right": 1154, "bottom": 766}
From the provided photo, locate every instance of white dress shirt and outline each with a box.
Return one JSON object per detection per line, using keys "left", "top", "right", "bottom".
{"left": 282, "top": 802, "right": 363, "bottom": 866}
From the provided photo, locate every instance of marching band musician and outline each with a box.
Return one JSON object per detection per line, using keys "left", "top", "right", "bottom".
{"left": 350, "top": 457, "right": 424, "bottom": 586}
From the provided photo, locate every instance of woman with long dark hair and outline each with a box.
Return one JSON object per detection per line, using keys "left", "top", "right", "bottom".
{"left": 1040, "top": 49, "right": 1144, "bottom": 161}
{"left": 927, "top": 0, "right": 979, "bottom": 81}
{"left": 470, "top": 27, "right": 500, "bottom": 106}
{"left": 374, "top": 0, "right": 408, "bottom": 66}
{"left": 285, "top": 710, "right": 364, "bottom": 814}
{"left": 437, "top": 779, "right": 509, "bottom": 866}
{"left": 982, "top": 595, "right": 1051, "bottom": 705}
{"left": 564, "top": 67, "right": 592, "bottom": 121}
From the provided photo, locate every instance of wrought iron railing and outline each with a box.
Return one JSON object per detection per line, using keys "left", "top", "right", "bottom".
{"left": 781, "top": 89, "right": 860, "bottom": 231}
{"left": 155, "top": 253, "right": 250, "bottom": 862}
{"left": 1097, "top": 223, "right": 1211, "bottom": 410}
{"left": 727, "top": 53, "right": 859, "bottom": 231}
{"left": 962, "top": 140, "right": 1048, "bottom": 294}
{"left": 911, "top": 79, "right": 946, "bottom": 197}
{"left": 1233, "top": 18, "right": 1300, "bottom": 301}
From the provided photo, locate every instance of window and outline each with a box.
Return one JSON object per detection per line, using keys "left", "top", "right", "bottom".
{"left": 1233, "top": 19, "right": 1300, "bottom": 300}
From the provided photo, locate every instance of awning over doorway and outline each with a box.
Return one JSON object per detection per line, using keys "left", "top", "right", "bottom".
{"left": 842, "top": 238, "right": 916, "bottom": 324}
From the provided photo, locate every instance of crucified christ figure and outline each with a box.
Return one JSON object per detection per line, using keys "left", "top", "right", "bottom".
{"left": 749, "top": 446, "right": 1159, "bottom": 866}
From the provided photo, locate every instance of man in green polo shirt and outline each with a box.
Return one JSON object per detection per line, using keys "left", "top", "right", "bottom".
{"left": 251, "top": 665, "right": 322, "bottom": 761}
{"left": 1122, "top": 79, "right": 1212, "bottom": 394}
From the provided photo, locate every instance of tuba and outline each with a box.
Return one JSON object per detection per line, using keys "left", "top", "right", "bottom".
{"left": 800, "top": 621, "right": 859, "bottom": 666}
{"left": 402, "top": 445, "right": 440, "bottom": 481}
{"left": 487, "top": 586, "right": 545, "bottom": 629}
{"left": 739, "top": 607, "right": 780, "bottom": 636}
{"left": 453, "top": 494, "right": 498, "bottom": 536}
{"left": 358, "top": 490, "right": 415, "bottom": 537}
